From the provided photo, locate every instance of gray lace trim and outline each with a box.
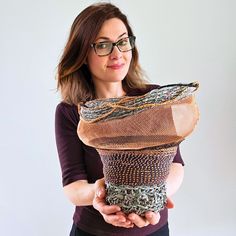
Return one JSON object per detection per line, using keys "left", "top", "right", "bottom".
{"left": 106, "top": 182, "right": 167, "bottom": 216}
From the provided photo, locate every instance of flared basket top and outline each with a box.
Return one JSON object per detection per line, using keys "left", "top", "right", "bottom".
{"left": 79, "top": 82, "right": 199, "bottom": 123}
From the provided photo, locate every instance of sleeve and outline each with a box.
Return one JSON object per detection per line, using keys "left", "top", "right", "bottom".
{"left": 172, "top": 146, "right": 184, "bottom": 165}
{"left": 55, "top": 102, "right": 88, "bottom": 186}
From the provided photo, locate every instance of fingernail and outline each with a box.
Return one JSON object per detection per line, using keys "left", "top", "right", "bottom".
{"left": 96, "top": 189, "right": 102, "bottom": 197}
{"left": 129, "top": 216, "right": 135, "bottom": 221}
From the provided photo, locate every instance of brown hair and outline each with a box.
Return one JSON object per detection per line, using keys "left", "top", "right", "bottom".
{"left": 56, "top": 2, "right": 148, "bottom": 105}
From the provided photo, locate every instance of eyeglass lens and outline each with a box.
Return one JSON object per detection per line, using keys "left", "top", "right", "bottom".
{"left": 94, "top": 36, "right": 135, "bottom": 56}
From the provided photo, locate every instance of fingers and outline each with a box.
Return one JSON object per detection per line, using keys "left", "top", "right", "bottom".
{"left": 145, "top": 211, "right": 160, "bottom": 225}
{"left": 96, "top": 186, "right": 106, "bottom": 199}
{"left": 97, "top": 203, "right": 121, "bottom": 215}
{"left": 102, "top": 212, "right": 134, "bottom": 228}
{"left": 128, "top": 212, "right": 160, "bottom": 228}
{"left": 128, "top": 213, "right": 149, "bottom": 228}
{"left": 94, "top": 178, "right": 105, "bottom": 198}
{"left": 95, "top": 178, "right": 105, "bottom": 188}
{"left": 92, "top": 178, "right": 133, "bottom": 228}
{"left": 166, "top": 198, "right": 175, "bottom": 209}
{"left": 93, "top": 191, "right": 120, "bottom": 214}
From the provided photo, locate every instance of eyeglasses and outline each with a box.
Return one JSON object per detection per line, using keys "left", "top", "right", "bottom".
{"left": 90, "top": 36, "right": 136, "bottom": 57}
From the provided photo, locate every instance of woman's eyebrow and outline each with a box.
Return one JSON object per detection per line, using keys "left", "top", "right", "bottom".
{"left": 96, "top": 32, "right": 127, "bottom": 41}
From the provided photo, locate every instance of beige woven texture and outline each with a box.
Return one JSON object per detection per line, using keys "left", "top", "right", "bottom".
{"left": 78, "top": 95, "right": 199, "bottom": 150}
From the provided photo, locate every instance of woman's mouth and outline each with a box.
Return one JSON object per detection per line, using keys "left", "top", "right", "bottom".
{"left": 107, "top": 63, "right": 125, "bottom": 70}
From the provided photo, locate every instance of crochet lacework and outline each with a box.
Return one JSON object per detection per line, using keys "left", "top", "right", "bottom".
{"left": 106, "top": 182, "right": 167, "bottom": 216}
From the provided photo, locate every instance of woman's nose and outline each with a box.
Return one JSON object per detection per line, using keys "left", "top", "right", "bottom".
{"left": 109, "top": 46, "right": 122, "bottom": 60}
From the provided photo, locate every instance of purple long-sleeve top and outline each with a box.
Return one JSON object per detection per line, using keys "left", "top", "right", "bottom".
{"left": 55, "top": 84, "right": 184, "bottom": 236}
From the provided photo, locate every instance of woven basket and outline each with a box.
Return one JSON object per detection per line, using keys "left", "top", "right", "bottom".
{"left": 77, "top": 82, "right": 199, "bottom": 215}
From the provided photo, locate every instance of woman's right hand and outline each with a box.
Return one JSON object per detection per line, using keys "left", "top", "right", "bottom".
{"left": 93, "top": 178, "right": 134, "bottom": 228}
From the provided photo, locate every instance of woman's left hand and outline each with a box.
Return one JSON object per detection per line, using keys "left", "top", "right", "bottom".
{"left": 127, "top": 198, "right": 174, "bottom": 228}
{"left": 127, "top": 211, "right": 160, "bottom": 228}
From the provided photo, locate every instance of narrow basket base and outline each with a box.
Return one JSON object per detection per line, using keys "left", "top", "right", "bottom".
{"left": 105, "top": 182, "right": 167, "bottom": 216}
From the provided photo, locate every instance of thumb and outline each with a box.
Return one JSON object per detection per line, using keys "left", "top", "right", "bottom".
{"left": 95, "top": 178, "right": 106, "bottom": 198}
{"left": 96, "top": 186, "right": 106, "bottom": 198}
{"left": 166, "top": 198, "right": 174, "bottom": 209}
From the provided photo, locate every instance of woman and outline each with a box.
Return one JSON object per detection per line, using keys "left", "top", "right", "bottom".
{"left": 55, "top": 3, "right": 184, "bottom": 236}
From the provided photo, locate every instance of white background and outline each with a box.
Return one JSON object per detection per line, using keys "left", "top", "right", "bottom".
{"left": 0, "top": 0, "right": 235, "bottom": 235}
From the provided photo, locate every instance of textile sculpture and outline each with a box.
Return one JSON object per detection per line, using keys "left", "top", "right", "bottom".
{"left": 77, "top": 82, "right": 199, "bottom": 215}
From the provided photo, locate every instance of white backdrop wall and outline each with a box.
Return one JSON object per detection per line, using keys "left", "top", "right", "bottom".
{"left": 0, "top": 0, "right": 235, "bottom": 235}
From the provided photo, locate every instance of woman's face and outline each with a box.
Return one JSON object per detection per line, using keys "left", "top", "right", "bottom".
{"left": 87, "top": 18, "right": 132, "bottom": 86}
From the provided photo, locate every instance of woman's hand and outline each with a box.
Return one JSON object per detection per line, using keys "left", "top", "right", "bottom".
{"left": 93, "top": 178, "right": 175, "bottom": 228}
{"left": 93, "top": 178, "right": 134, "bottom": 228}
{"left": 127, "top": 198, "right": 174, "bottom": 228}
{"left": 127, "top": 211, "right": 160, "bottom": 228}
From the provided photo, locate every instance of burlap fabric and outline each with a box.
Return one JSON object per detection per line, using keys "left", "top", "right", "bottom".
{"left": 77, "top": 82, "right": 199, "bottom": 215}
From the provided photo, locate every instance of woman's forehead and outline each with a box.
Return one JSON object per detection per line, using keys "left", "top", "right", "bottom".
{"left": 96, "top": 18, "right": 128, "bottom": 41}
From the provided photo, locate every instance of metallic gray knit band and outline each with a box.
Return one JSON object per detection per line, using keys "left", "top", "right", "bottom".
{"left": 106, "top": 182, "right": 167, "bottom": 216}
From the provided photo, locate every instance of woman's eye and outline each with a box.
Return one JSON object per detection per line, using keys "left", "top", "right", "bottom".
{"left": 96, "top": 43, "right": 110, "bottom": 49}
{"left": 118, "top": 39, "right": 128, "bottom": 46}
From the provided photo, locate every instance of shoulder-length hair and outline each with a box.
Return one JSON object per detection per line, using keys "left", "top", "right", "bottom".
{"left": 56, "top": 3, "right": 148, "bottom": 105}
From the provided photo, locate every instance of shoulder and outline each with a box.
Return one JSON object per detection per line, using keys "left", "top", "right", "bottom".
{"left": 55, "top": 102, "right": 79, "bottom": 127}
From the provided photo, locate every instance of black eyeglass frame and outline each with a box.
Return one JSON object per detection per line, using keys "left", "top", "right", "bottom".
{"left": 90, "top": 36, "right": 136, "bottom": 57}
